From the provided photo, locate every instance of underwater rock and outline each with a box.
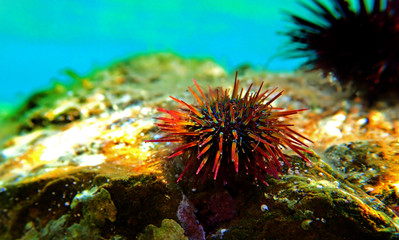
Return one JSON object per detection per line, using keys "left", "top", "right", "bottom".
{"left": 1, "top": 53, "right": 399, "bottom": 239}
{"left": 0, "top": 174, "right": 181, "bottom": 239}
{"left": 0, "top": 53, "right": 224, "bottom": 240}
{"left": 220, "top": 154, "right": 399, "bottom": 239}
{"left": 188, "top": 191, "right": 237, "bottom": 229}
{"left": 325, "top": 141, "right": 399, "bottom": 218}
{"left": 204, "top": 191, "right": 236, "bottom": 227}
{"left": 325, "top": 141, "right": 385, "bottom": 188}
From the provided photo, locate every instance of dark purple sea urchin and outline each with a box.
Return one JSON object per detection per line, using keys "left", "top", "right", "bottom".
{"left": 146, "top": 74, "right": 312, "bottom": 186}
{"left": 284, "top": 0, "right": 399, "bottom": 104}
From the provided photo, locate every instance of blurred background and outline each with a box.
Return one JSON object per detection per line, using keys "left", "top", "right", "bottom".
{"left": 0, "top": 0, "right": 311, "bottom": 108}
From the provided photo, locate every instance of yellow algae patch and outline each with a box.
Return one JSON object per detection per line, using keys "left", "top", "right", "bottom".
{"left": 101, "top": 116, "right": 161, "bottom": 175}
{"left": 0, "top": 145, "right": 48, "bottom": 184}
{"left": 0, "top": 106, "right": 161, "bottom": 185}
{"left": 300, "top": 108, "right": 399, "bottom": 152}
{"left": 363, "top": 141, "right": 399, "bottom": 197}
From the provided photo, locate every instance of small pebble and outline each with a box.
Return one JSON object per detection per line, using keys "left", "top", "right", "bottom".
{"left": 301, "top": 219, "right": 313, "bottom": 230}
{"left": 260, "top": 204, "right": 269, "bottom": 212}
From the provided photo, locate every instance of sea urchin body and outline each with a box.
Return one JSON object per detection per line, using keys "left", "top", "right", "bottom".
{"left": 284, "top": 0, "right": 399, "bottom": 103}
{"left": 146, "top": 74, "right": 312, "bottom": 186}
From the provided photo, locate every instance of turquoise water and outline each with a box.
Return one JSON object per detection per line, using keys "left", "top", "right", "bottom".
{"left": 0, "top": 0, "right": 306, "bottom": 106}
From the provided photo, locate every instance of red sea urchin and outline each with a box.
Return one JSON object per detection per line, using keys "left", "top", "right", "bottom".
{"left": 284, "top": 0, "right": 399, "bottom": 104}
{"left": 146, "top": 74, "right": 312, "bottom": 186}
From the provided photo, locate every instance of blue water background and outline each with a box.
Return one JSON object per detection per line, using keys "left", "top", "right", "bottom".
{"left": 0, "top": 0, "right": 315, "bottom": 107}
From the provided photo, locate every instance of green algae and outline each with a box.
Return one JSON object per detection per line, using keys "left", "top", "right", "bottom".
{"left": 220, "top": 152, "right": 398, "bottom": 240}
{"left": 71, "top": 187, "right": 117, "bottom": 227}
{"left": 137, "top": 219, "right": 187, "bottom": 240}
{"left": 0, "top": 173, "right": 181, "bottom": 240}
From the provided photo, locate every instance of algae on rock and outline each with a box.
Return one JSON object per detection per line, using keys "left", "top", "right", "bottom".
{"left": 1, "top": 53, "right": 399, "bottom": 239}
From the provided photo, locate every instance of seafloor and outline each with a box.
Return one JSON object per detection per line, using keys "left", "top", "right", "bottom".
{"left": 0, "top": 53, "right": 398, "bottom": 240}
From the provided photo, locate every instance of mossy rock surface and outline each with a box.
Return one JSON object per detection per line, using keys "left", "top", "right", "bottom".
{"left": 0, "top": 173, "right": 181, "bottom": 240}
{"left": 1, "top": 54, "right": 399, "bottom": 239}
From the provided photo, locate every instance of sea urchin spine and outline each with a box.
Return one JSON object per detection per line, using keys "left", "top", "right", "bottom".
{"left": 284, "top": 0, "right": 399, "bottom": 103}
{"left": 146, "top": 74, "right": 312, "bottom": 186}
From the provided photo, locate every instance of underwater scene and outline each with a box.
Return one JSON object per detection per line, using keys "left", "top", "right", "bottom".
{"left": 0, "top": 0, "right": 398, "bottom": 239}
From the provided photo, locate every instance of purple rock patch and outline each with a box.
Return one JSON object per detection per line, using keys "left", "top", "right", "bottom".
{"left": 177, "top": 194, "right": 205, "bottom": 240}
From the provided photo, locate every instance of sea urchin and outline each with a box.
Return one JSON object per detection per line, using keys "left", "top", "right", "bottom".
{"left": 146, "top": 74, "right": 312, "bottom": 186}
{"left": 284, "top": 0, "right": 399, "bottom": 103}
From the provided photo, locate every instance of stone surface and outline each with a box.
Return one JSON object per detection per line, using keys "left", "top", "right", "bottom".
{"left": 0, "top": 53, "right": 398, "bottom": 239}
